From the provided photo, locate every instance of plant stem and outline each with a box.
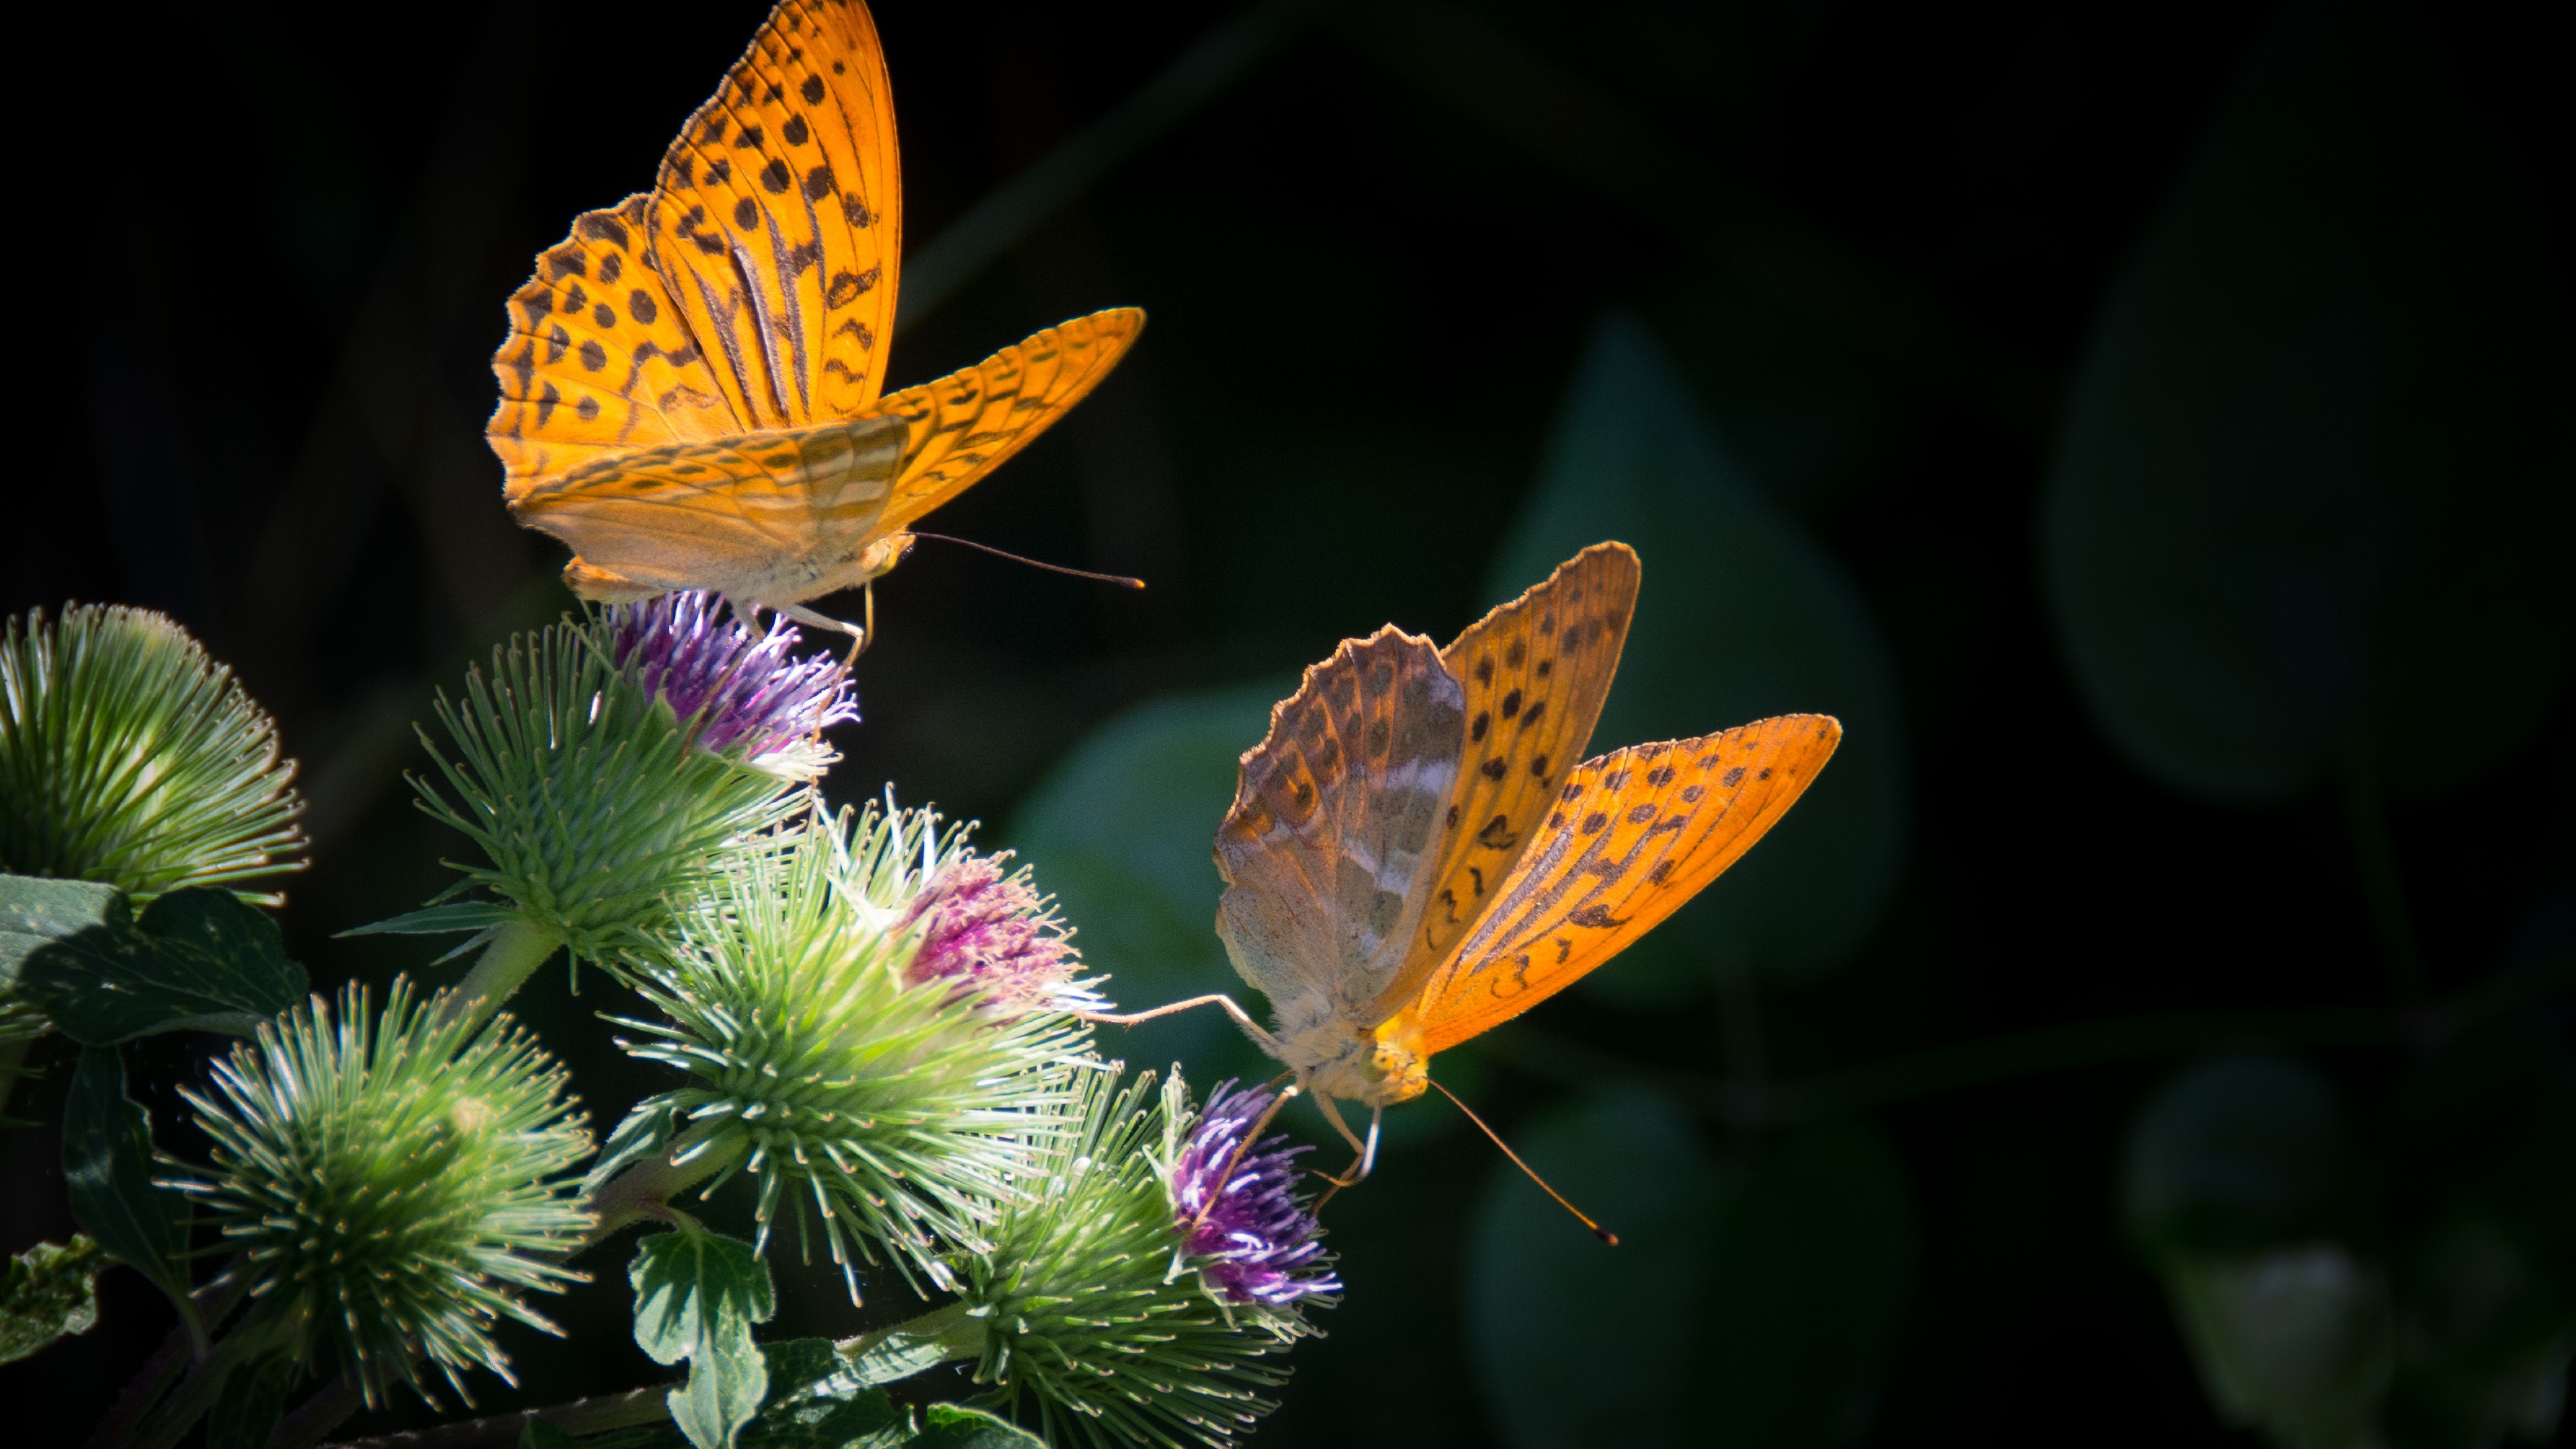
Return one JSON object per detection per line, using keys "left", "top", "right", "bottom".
{"left": 311, "top": 1303, "right": 989, "bottom": 1449}
{"left": 2340, "top": 743, "right": 2428, "bottom": 1001}
{"left": 583, "top": 1122, "right": 745, "bottom": 1246}
{"left": 839, "top": 1299, "right": 989, "bottom": 1384}
{"left": 314, "top": 1388, "right": 668, "bottom": 1449}
{"left": 85, "top": 1260, "right": 252, "bottom": 1449}
{"left": 268, "top": 1379, "right": 364, "bottom": 1449}
{"left": 441, "top": 920, "right": 558, "bottom": 1028}
{"left": 123, "top": 1311, "right": 282, "bottom": 1449}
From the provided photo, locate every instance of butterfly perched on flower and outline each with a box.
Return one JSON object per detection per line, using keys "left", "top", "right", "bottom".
{"left": 1105, "top": 544, "right": 1839, "bottom": 1167}
{"left": 486, "top": 0, "right": 1142, "bottom": 642}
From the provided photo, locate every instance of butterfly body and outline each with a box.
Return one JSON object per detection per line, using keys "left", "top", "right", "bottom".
{"left": 489, "top": 0, "right": 1142, "bottom": 628}
{"left": 1194, "top": 544, "right": 1843, "bottom": 1151}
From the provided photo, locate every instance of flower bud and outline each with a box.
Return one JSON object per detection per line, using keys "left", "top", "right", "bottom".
{"left": 952, "top": 1070, "right": 1333, "bottom": 1448}
{"left": 603, "top": 804, "right": 1094, "bottom": 1298}
{"left": 0, "top": 605, "right": 303, "bottom": 902}
{"left": 411, "top": 610, "right": 819, "bottom": 973}
{"left": 170, "top": 979, "right": 592, "bottom": 1405}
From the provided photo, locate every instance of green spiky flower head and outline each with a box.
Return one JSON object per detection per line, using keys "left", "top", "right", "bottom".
{"left": 170, "top": 978, "right": 593, "bottom": 1405}
{"left": 950, "top": 1069, "right": 1332, "bottom": 1448}
{"left": 407, "top": 609, "right": 830, "bottom": 977}
{"left": 600, "top": 801, "right": 1095, "bottom": 1298}
{"left": 0, "top": 604, "right": 304, "bottom": 901}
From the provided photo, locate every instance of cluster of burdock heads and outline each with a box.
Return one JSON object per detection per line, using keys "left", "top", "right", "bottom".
{"left": 0, "top": 599, "right": 1338, "bottom": 1449}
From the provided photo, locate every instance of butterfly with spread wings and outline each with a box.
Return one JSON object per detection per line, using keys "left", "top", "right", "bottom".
{"left": 487, "top": 0, "right": 1142, "bottom": 644}
{"left": 1097, "top": 543, "right": 1840, "bottom": 1176}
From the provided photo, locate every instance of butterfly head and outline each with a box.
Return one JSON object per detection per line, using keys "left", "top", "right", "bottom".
{"left": 1289, "top": 1014, "right": 1429, "bottom": 1108}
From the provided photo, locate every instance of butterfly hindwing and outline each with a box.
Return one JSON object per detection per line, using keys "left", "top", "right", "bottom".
{"left": 1372, "top": 542, "right": 1640, "bottom": 1018}
{"left": 1392, "top": 714, "right": 1842, "bottom": 1056}
{"left": 875, "top": 310, "right": 1148, "bottom": 536}
{"left": 648, "top": 0, "right": 901, "bottom": 432}
{"left": 508, "top": 417, "right": 910, "bottom": 598}
{"left": 1215, "top": 629, "right": 1466, "bottom": 1025}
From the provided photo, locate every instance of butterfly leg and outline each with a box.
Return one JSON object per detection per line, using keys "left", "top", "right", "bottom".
{"left": 775, "top": 600, "right": 870, "bottom": 663}
{"left": 1310, "top": 1097, "right": 1381, "bottom": 1189}
{"left": 1184, "top": 1080, "right": 1302, "bottom": 1236}
{"left": 1079, "top": 994, "right": 1287, "bottom": 1059}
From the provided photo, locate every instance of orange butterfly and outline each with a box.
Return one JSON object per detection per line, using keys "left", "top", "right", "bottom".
{"left": 1098, "top": 544, "right": 1839, "bottom": 1172}
{"left": 486, "top": 0, "right": 1142, "bottom": 643}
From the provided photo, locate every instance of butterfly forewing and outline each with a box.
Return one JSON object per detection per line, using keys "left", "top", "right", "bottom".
{"left": 875, "top": 310, "right": 1147, "bottom": 535}
{"left": 489, "top": 195, "right": 743, "bottom": 494}
{"left": 1215, "top": 629, "right": 1466, "bottom": 1023}
{"left": 1394, "top": 713, "right": 1842, "bottom": 1056}
{"left": 487, "top": 1, "right": 1143, "bottom": 613}
{"left": 648, "top": 0, "right": 900, "bottom": 431}
{"left": 1371, "top": 543, "right": 1640, "bottom": 1019}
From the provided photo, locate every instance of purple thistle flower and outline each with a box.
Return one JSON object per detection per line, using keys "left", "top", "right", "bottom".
{"left": 605, "top": 592, "right": 858, "bottom": 778}
{"left": 1168, "top": 1081, "right": 1340, "bottom": 1307}
{"left": 898, "top": 854, "right": 1094, "bottom": 1017}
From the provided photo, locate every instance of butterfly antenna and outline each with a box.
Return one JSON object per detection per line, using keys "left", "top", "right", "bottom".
{"left": 1427, "top": 1077, "right": 1618, "bottom": 1246}
{"left": 907, "top": 532, "right": 1146, "bottom": 589}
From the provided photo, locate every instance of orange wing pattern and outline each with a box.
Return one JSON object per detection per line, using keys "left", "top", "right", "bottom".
{"left": 1214, "top": 629, "right": 1466, "bottom": 1020}
{"left": 486, "top": 0, "right": 1145, "bottom": 612}
{"left": 1369, "top": 543, "right": 1639, "bottom": 1018}
{"left": 490, "top": 0, "right": 897, "bottom": 488}
{"left": 873, "top": 310, "right": 1147, "bottom": 536}
{"left": 505, "top": 415, "right": 909, "bottom": 596}
{"left": 1389, "top": 714, "right": 1842, "bottom": 1056}
{"left": 648, "top": 0, "right": 900, "bottom": 430}
{"left": 490, "top": 194, "right": 740, "bottom": 493}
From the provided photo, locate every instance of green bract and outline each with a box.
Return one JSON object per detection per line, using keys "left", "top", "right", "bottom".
{"left": 604, "top": 804, "right": 1094, "bottom": 1298}
{"left": 954, "top": 1070, "right": 1315, "bottom": 1449}
{"left": 171, "top": 979, "right": 593, "bottom": 1405}
{"left": 0, "top": 605, "right": 305, "bottom": 902}
{"left": 410, "top": 617, "right": 810, "bottom": 974}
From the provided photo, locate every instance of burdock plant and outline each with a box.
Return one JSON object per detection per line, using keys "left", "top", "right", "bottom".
{"left": 922, "top": 1069, "right": 1336, "bottom": 1448}
{"left": 168, "top": 979, "right": 592, "bottom": 1408}
{"left": 396, "top": 595, "right": 852, "bottom": 1014}
{"left": 595, "top": 801, "right": 1098, "bottom": 1295}
{"left": 0, "top": 604, "right": 304, "bottom": 901}
{"left": 11, "top": 590, "right": 1357, "bottom": 1449}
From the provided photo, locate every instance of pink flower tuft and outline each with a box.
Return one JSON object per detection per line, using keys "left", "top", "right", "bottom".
{"left": 900, "top": 855, "right": 1084, "bottom": 1017}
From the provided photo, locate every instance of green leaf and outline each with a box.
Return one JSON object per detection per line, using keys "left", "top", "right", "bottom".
{"left": 629, "top": 1339, "right": 908, "bottom": 1449}
{"left": 0, "top": 1235, "right": 101, "bottom": 1364}
{"left": 1005, "top": 682, "right": 1288, "bottom": 1087}
{"left": 1488, "top": 313, "right": 1907, "bottom": 991}
{"left": 205, "top": 1349, "right": 297, "bottom": 1449}
{"left": 632, "top": 1228, "right": 777, "bottom": 1449}
{"left": 2041, "top": 0, "right": 2575, "bottom": 803}
{"left": 1693, "top": 1121, "right": 1920, "bottom": 1445}
{"left": 2164, "top": 1246, "right": 2392, "bottom": 1447}
{"left": 1468, "top": 1091, "right": 1917, "bottom": 1447}
{"left": 2122, "top": 1054, "right": 2353, "bottom": 1258}
{"left": 18, "top": 888, "right": 306, "bottom": 1044}
{"left": 338, "top": 901, "right": 524, "bottom": 937}
{"left": 62, "top": 1048, "right": 198, "bottom": 1346}
{"left": 903, "top": 1404, "right": 1044, "bottom": 1449}
{"left": 2385, "top": 1023, "right": 2576, "bottom": 1444}
{"left": 0, "top": 873, "right": 124, "bottom": 989}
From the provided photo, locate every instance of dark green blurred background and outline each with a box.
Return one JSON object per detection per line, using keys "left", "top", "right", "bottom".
{"left": 6, "top": 0, "right": 2571, "bottom": 1444}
